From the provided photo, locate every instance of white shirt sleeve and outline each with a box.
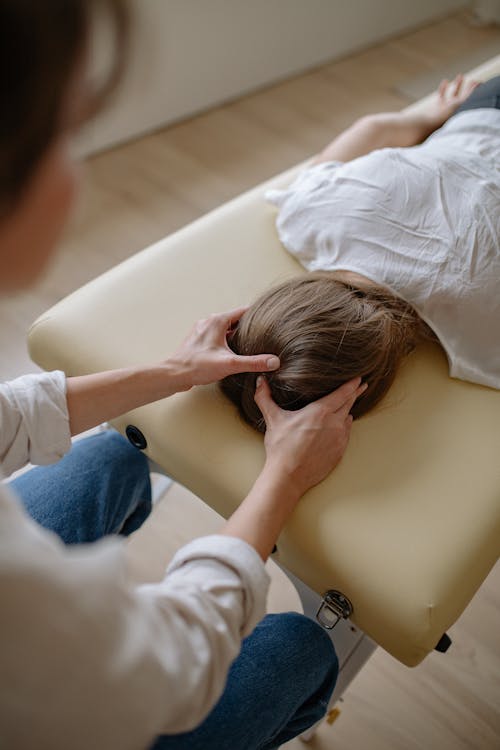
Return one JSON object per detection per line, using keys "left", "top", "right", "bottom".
{"left": 0, "top": 370, "right": 71, "bottom": 476}
{"left": 0, "top": 486, "right": 270, "bottom": 750}
{"left": 136, "top": 535, "right": 270, "bottom": 733}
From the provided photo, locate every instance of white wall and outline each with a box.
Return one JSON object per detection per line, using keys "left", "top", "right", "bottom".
{"left": 79, "top": 0, "right": 466, "bottom": 154}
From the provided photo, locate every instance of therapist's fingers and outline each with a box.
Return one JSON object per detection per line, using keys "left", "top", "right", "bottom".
{"left": 224, "top": 307, "right": 250, "bottom": 327}
{"left": 192, "top": 308, "right": 248, "bottom": 343}
{"left": 207, "top": 307, "right": 249, "bottom": 336}
{"left": 254, "top": 375, "right": 280, "bottom": 422}
{"left": 254, "top": 375, "right": 357, "bottom": 493}
{"left": 332, "top": 383, "right": 367, "bottom": 420}
{"left": 335, "top": 380, "right": 368, "bottom": 416}
{"left": 228, "top": 353, "right": 280, "bottom": 373}
{"left": 314, "top": 377, "right": 366, "bottom": 415}
{"left": 254, "top": 376, "right": 366, "bottom": 427}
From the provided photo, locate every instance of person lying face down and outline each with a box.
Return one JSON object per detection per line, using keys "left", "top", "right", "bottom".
{"left": 222, "top": 74, "right": 500, "bottom": 430}
{"left": 220, "top": 272, "right": 434, "bottom": 432}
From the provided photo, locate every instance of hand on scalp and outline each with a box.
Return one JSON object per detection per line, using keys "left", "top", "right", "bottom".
{"left": 255, "top": 375, "right": 368, "bottom": 496}
{"left": 173, "top": 307, "right": 280, "bottom": 387}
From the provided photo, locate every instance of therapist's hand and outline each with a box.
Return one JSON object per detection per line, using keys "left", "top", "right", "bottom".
{"left": 66, "top": 308, "right": 279, "bottom": 436}
{"left": 220, "top": 375, "right": 366, "bottom": 560}
{"left": 171, "top": 307, "right": 280, "bottom": 387}
{"left": 255, "top": 375, "right": 367, "bottom": 497}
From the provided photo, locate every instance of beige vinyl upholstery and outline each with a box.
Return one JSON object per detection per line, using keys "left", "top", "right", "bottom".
{"left": 28, "top": 56, "right": 500, "bottom": 667}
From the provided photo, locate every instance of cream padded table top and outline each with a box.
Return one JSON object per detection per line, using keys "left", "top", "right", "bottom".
{"left": 29, "top": 56, "right": 500, "bottom": 667}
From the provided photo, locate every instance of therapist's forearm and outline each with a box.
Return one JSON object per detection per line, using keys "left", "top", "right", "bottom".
{"left": 65, "top": 309, "right": 280, "bottom": 436}
{"left": 220, "top": 375, "right": 361, "bottom": 561}
{"left": 220, "top": 460, "right": 302, "bottom": 562}
{"left": 66, "top": 360, "right": 191, "bottom": 436}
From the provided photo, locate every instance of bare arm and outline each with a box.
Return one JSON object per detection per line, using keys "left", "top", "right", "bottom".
{"left": 313, "top": 75, "right": 479, "bottom": 164}
{"left": 66, "top": 362, "right": 190, "bottom": 435}
{"left": 66, "top": 308, "right": 280, "bottom": 435}
{"left": 221, "top": 376, "right": 367, "bottom": 560}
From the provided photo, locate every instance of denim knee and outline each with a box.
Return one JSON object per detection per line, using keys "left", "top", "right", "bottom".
{"left": 11, "top": 430, "right": 152, "bottom": 544}
{"left": 277, "top": 611, "right": 337, "bottom": 663}
{"left": 150, "top": 612, "right": 338, "bottom": 750}
{"left": 97, "top": 431, "right": 152, "bottom": 536}
{"left": 248, "top": 612, "right": 338, "bottom": 748}
{"left": 97, "top": 430, "right": 149, "bottom": 476}
{"left": 260, "top": 611, "right": 338, "bottom": 690}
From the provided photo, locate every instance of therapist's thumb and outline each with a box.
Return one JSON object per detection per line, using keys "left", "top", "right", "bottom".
{"left": 231, "top": 353, "right": 280, "bottom": 374}
{"left": 254, "top": 375, "right": 278, "bottom": 424}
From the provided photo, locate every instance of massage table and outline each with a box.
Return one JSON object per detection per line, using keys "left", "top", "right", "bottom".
{"left": 28, "top": 55, "right": 500, "bottom": 729}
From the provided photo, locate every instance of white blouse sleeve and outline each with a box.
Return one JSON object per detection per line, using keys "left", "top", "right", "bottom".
{"left": 0, "top": 488, "right": 270, "bottom": 749}
{"left": 137, "top": 535, "right": 270, "bottom": 733}
{"left": 0, "top": 370, "right": 71, "bottom": 476}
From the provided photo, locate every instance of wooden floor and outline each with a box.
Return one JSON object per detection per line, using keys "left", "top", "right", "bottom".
{"left": 2, "top": 8, "right": 500, "bottom": 749}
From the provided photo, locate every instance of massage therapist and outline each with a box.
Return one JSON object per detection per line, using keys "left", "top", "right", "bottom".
{"left": 0, "top": 2, "right": 365, "bottom": 748}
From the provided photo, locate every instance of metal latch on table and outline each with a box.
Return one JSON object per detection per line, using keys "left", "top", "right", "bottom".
{"left": 316, "top": 590, "right": 353, "bottom": 630}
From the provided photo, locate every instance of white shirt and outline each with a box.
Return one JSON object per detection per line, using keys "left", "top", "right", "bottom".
{"left": 267, "top": 108, "right": 500, "bottom": 389}
{"left": 0, "top": 371, "right": 269, "bottom": 749}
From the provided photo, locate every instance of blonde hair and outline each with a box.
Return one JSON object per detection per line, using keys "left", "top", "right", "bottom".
{"left": 220, "top": 272, "right": 433, "bottom": 432}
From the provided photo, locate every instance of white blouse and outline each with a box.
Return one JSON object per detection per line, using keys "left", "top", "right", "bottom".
{"left": 0, "top": 371, "right": 269, "bottom": 749}
{"left": 267, "top": 108, "right": 500, "bottom": 390}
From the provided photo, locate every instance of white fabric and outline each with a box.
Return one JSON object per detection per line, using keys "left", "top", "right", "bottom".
{"left": 0, "top": 370, "right": 71, "bottom": 475}
{"left": 0, "top": 372, "right": 269, "bottom": 749}
{"left": 267, "top": 108, "right": 500, "bottom": 389}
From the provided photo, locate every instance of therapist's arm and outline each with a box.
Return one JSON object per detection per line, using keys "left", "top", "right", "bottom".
{"left": 221, "top": 376, "right": 367, "bottom": 561}
{"left": 65, "top": 308, "right": 280, "bottom": 436}
{"left": 313, "top": 74, "right": 479, "bottom": 164}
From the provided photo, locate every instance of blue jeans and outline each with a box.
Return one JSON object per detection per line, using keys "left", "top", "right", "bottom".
{"left": 11, "top": 431, "right": 338, "bottom": 749}
{"left": 11, "top": 431, "right": 153, "bottom": 542}
{"left": 151, "top": 611, "right": 337, "bottom": 750}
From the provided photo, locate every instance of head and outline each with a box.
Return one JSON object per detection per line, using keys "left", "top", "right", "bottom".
{"left": 221, "top": 272, "right": 432, "bottom": 432}
{"left": 0, "top": 0, "right": 129, "bottom": 290}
